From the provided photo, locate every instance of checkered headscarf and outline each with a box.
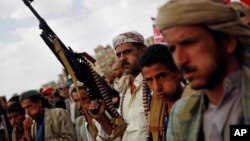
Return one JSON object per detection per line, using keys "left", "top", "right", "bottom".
{"left": 112, "top": 31, "right": 144, "bottom": 49}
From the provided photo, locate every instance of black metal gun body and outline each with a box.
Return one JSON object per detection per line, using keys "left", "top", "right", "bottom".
{"left": 23, "top": 0, "right": 120, "bottom": 118}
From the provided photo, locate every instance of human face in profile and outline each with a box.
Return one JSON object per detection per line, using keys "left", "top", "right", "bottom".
{"left": 162, "top": 26, "right": 228, "bottom": 90}
{"left": 21, "top": 99, "right": 43, "bottom": 119}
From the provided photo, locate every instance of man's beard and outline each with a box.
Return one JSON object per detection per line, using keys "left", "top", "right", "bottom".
{"left": 122, "top": 61, "right": 140, "bottom": 76}
{"left": 195, "top": 51, "right": 227, "bottom": 90}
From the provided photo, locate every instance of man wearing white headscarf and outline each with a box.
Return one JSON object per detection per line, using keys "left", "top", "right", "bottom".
{"left": 156, "top": 0, "right": 250, "bottom": 141}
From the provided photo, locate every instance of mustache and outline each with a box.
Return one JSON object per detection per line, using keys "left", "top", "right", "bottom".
{"left": 179, "top": 66, "right": 196, "bottom": 74}
{"left": 122, "top": 61, "right": 130, "bottom": 68}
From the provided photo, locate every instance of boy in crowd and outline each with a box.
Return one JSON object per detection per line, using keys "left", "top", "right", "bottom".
{"left": 7, "top": 102, "right": 32, "bottom": 141}
{"left": 139, "top": 44, "right": 183, "bottom": 141}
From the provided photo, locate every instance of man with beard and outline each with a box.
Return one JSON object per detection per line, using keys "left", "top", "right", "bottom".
{"left": 139, "top": 44, "right": 183, "bottom": 141}
{"left": 112, "top": 31, "right": 148, "bottom": 141}
{"left": 156, "top": 0, "right": 250, "bottom": 141}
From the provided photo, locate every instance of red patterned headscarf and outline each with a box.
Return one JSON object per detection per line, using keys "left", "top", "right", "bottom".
{"left": 112, "top": 31, "right": 144, "bottom": 49}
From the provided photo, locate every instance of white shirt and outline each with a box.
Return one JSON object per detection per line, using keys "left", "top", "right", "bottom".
{"left": 120, "top": 74, "right": 148, "bottom": 141}
{"left": 114, "top": 75, "right": 129, "bottom": 93}
{"left": 75, "top": 116, "right": 111, "bottom": 141}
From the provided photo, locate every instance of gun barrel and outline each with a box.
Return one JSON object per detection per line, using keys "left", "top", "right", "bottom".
{"left": 22, "top": 0, "right": 122, "bottom": 119}
{"left": 23, "top": 0, "right": 55, "bottom": 36}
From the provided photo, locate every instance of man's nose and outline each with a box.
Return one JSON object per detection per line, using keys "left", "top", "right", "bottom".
{"left": 152, "top": 80, "right": 162, "bottom": 93}
{"left": 25, "top": 109, "right": 29, "bottom": 114}
{"left": 119, "top": 53, "right": 127, "bottom": 62}
{"left": 172, "top": 46, "right": 189, "bottom": 70}
{"left": 11, "top": 118, "right": 15, "bottom": 124}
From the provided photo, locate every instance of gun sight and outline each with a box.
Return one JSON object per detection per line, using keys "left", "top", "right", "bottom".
{"left": 23, "top": 0, "right": 34, "bottom": 5}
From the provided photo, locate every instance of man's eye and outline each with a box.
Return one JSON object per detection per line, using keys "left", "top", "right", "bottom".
{"left": 81, "top": 98, "right": 87, "bottom": 101}
{"left": 159, "top": 74, "right": 165, "bottom": 78}
{"left": 116, "top": 53, "right": 121, "bottom": 58}
{"left": 145, "top": 79, "right": 152, "bottom": 83}
{"left": 157, "top": 73, "right": 170, "bottom": 80}
{"left": 13, "top": 115, "right": 18, "bottom": 118}
{"left": 124, "top": 50, "right": 130, "bottom": 55}
{"left": 180, "top": 38, "right": 198, "bottom": 47}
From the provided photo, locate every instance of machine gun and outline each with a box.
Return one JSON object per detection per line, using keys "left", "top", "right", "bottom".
{"left": 22, "top": 1, "right": 127, "bottom": 139}
{"left": 22, "top": 0, "right": 120, "bottom": 116}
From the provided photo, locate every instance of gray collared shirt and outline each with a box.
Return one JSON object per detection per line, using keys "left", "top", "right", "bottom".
{"left": 203, "top": 70, "right": 243, "bottom": 141}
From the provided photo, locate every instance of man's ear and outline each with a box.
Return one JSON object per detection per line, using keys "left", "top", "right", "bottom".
{"left": 38, "top": 99, "right": 43, "bottom": 106}
{"left": 225, "top": 37, "right": 237, "bottom": 54}
{"left": 139, "top": 46, "right": 147, "bottom": 54}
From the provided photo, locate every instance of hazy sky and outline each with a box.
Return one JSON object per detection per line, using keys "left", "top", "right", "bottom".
{"left": 0, "top": 0, "right": 166, "bottom": 99}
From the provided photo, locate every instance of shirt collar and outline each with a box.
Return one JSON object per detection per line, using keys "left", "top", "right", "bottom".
{"left": 223, "top": 70, "right": 242, "bottom": 95}
{"left": 36, "top": 109, "right": 45, "bottom": 124}
{"left": 133, "top": 73, "right": 143, "bottom": 87}
{"left": 203, "top": 69, "right": 242, "bottom": 109}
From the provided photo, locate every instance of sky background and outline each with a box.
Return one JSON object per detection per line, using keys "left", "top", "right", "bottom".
{"left": 0, "top": 0, "right": 167, "bottom": 99}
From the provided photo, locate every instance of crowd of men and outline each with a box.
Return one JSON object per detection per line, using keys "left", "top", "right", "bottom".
{"left": 1, "top": 0, "right": 250, "bottom": 141}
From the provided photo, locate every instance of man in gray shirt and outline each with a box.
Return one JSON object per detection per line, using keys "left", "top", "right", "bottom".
{"left": 156, "top": 0, "right": 250, "bottom": 141}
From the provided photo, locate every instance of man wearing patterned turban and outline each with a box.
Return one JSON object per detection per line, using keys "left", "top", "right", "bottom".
{"left": 112, "top": 31, "right": 149, "bottom": 141}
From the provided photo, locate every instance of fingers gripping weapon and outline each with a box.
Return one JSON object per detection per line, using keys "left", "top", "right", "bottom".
{"left": 22, "top": 0, "right": 127, "bottom": 139}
